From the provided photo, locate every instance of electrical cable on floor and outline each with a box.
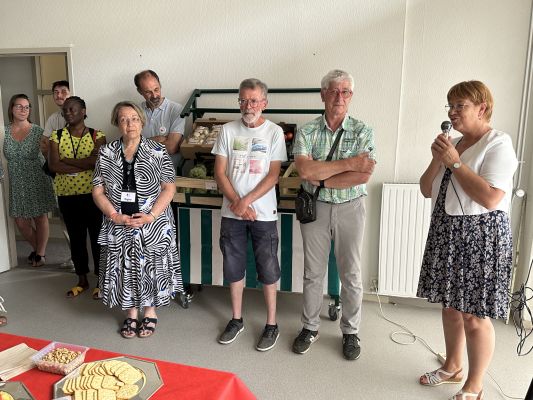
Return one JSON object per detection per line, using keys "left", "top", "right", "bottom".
{"left": 509, "top": 257, "right": 533, "bottom": 357}
{"left": 371, "top": 280, "right": 524, "bottom": 400}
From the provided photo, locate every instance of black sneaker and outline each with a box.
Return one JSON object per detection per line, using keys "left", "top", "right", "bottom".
{"left": 292, "top": 328, "right": 319, "bottom": 354}
{"left": 256, "top": 324, "right": 279, "bottom": 352}
{"left": 218, "top": 319, "right": 244, "bottom": 344}
{"left": 342, "top": 334, "right": 361, "bottom": 360}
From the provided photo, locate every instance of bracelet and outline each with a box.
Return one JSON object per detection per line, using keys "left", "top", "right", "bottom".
{"left": 149, "top": 211, "right": 157, "bottom": 220}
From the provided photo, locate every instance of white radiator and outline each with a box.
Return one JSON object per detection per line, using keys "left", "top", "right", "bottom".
{"left": 378, "top": 183, "right": 432, "bottom": 298}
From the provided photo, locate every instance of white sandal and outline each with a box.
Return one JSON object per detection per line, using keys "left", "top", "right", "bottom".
{"left": 420, "top": 368, "right": 463, "bottom": 386}
{"left": 450, "top": 389, "right": 483, "bottom": 399}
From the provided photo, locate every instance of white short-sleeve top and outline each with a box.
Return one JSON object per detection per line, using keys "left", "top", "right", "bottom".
{"left": 431, "top": 129, "right": 518, "bottom": 216}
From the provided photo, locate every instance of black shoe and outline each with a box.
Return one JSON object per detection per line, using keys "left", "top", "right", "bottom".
{"left": 256, "top": 324, "right": 280, "bottom": 352}
{"left": 342, "top": 334, "right": 361, "bottom": 360}
{"left": 218, "top": 319, "right": 244, "bottom": 344}
{"left": 27, "top": 251, "right": 36, "bottom": 264}
{"left": 292, "top": 328, "right": 319, "bottom": 354}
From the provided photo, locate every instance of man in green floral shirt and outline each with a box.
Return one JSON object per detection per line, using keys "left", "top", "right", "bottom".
{"left": 292, "top": 69, "right": 376, "bottom": 360}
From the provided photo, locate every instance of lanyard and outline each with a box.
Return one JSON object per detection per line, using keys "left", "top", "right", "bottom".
{"left": 67, "top": 127, "right": 86, "bottom": 159}
{"left": 120, "top": 140, "right": 139, "bottom": 190}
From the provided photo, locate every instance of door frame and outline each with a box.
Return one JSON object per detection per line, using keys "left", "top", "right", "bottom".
{"left": 0, "top": 47, "right": 73, "bottom": 271}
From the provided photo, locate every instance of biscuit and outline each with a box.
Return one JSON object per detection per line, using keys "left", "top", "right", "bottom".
{"left": 116, "top": 384, "right": 139, "bottom": 399}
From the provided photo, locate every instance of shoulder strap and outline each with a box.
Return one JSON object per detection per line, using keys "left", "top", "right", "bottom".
{"left": 56, "top": 126, "right": 66, "bottom": 143}
{"left": 313, "top": 129, "right": 344, "bottom": 198}
{"left": 89, "top": 128, "right": 96, "bottom": 143}
{"left": 325, "top": 129, "right": 344, "bottom": 161}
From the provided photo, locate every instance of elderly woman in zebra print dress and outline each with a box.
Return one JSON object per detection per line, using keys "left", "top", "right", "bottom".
{"left": 92, "top": 101, "right": 183, "bottom": 339}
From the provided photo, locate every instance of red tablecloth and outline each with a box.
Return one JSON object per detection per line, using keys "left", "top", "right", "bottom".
{"left": 0, "top": 333, "right": 256, "bottom": 400}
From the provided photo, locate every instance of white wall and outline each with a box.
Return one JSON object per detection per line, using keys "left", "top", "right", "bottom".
{"left": 0, "top": 57, "right": 37, "bottom": 121}
{"left": 0, "top": 0, "right": 532, "bottom": 293}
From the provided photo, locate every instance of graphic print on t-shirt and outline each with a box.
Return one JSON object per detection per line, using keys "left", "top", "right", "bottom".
{"left": 232, "top": 137, "right": 249, "bottom": 174}
{"left": 249, "top": 138, "right": 268, "bottom": 174}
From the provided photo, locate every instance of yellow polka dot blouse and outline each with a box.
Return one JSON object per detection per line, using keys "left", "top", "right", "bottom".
{"left": 50, "top": 127, "right": 105, "bottom": 196}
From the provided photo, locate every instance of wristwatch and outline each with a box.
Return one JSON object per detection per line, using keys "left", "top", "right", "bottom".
{"left": 452, "top": 161, "right": 462, "bottom": 170}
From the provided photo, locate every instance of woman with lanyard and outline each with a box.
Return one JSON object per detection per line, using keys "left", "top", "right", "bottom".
{"left": 92, "top": 101, "right": 182, "bottom": 339}
{"left": 49, "top": 96, "right": 106, "bottom": 299}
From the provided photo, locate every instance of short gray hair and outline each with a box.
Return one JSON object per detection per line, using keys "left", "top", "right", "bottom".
{"left": 110, "top": 101, "right": 146, "bottom": 127}
{"left": 320, "top": 69, "right": 354, "bottom": 90}
{"left": 239, "top": 78, "right": 268, "bottom": 99}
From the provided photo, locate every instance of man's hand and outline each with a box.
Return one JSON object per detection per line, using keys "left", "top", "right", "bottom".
{"left": 150, "top": 135, "right": 166, "bottom": 143}
{"left": 230, "top": 197, "right": 251, "bottom": 218}
{"left": 347, "top": 153, "right": 376, "bottom": 174}
{"left": 241, "top": 207, "right": 257, "bottom": 221}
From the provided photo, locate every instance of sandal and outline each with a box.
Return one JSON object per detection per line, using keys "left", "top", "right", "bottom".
{"left": 66, "top": 285, "right": 88, "bottom": 298}
{"left": 138, "top": 317, "right": 158, "bottom": 338}
{"left": 32, "top": 254, "right": 45, "bottom": 267}
{"left": 27, "top": 251, "right": 36, "bottom": 265}
{"left": 420, "top": 368, "right": 463, "bottom": 386}
{"left": 450, "top": 389, "right": 484, "bottom": 399}
{"left": 0, "top": 316, "right": 7, "bottom": 327}
{"left": 120, "top": 318, "right": 138, "bottom": 339}
{"left": 92, "top": 288, "right": 102, "bottom": 300}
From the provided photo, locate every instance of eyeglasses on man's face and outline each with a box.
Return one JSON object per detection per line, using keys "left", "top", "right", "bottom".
{"left": 237, "top": 98, "right": 264, "bottom": 107}
{"left": 445, "top": 103, "right": 469, "bottom": 112}
{"left": 325, "top": 89, "right": 353, "bottom": 99}
{"left": 118, "top": 116, "right": 141, "bottom": 125}
{"left": 13, "top": 105, "right": 31, "bottom": 111}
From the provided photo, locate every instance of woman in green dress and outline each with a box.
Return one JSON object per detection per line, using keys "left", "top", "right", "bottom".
{"left": 3, "top": 94, "right": 56, "bottom": 267}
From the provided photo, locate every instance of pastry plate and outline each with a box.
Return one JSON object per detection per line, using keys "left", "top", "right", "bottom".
{"left": 53, "top": 356, "right": 163, "bottom": 399}
{"left": 0, "top": 381, "right": 35, "bottom": 399}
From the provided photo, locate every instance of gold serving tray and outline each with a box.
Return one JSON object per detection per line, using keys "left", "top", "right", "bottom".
{"left": 53, "top": 356, "right": 163, "bottom": 399}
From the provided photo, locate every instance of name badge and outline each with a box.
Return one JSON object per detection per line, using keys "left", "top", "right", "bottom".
{"left": 121, "top": 190, "right": 136, "bottom": 202}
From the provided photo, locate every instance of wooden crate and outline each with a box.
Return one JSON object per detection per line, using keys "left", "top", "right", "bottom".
{"left": 181, "top": 118, "right": 231, "bottom": 160}
{"left": 279, "top": 162, "right": 300, "bottom": 196}
{"left": 174, "top": 177, "right": 222, "bottom": 206}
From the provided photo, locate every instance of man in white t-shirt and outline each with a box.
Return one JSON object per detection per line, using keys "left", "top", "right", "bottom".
{"left": 134, "top": 70, "right": 185, "bottom": 171}
{"left": 212, "top": 78, "right": 287, "bottom": 352}
{"left": 40, "top": 80, "right": 70, "bottom": 157}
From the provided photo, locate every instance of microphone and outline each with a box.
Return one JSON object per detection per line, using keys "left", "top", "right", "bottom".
{"left": 441, "top": 121, "right": 452, "bottom": 137}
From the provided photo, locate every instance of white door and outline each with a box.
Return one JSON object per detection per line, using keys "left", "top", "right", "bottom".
{"left": 0, "top": 84, "right": 16, "bottom": 272}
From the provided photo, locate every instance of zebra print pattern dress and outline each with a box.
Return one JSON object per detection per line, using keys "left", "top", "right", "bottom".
{"left": 93, "top": 137, "right": 183, "bottom": 310}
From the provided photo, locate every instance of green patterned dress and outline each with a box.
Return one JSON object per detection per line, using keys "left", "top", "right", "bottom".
{"left": 3, "top": 124, "right": 56, "bottom": 217}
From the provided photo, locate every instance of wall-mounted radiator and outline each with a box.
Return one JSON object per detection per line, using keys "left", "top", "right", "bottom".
{"left": 378, "top": 183, "right": 432, "bottom": 298}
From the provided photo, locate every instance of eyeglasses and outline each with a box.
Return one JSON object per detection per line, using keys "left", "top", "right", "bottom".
{"left": 118, "top": 116, "right": 141, "bottom": 125}
{"left": 445, "top": 103, "right": 468, "bottom": 112}
{"left": 325, "top": 89, "right": 353, "bottom": 99}
{"left": 13, "top": 105, "right": 31, "bottom": 111}
{"left": 237, "top": 98, "right": 264, "bottom": 107}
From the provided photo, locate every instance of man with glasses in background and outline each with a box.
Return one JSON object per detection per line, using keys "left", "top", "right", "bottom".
{"left": 134, "top": 70, "right": 185, "bottom": 171}
{"left": 292, "top": 69, "right": 376, "bottom": 360}
{"left": 212, "top": 78, "right": 287, "bottom": 352}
